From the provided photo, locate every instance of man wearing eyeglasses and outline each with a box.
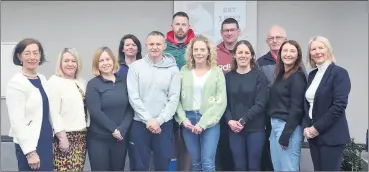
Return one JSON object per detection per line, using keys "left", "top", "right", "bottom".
{"left": 215, "top": 17, "right": 240, "bottom": 171}
{"left": 256, "top": 25, "right": 287, "bottom": 171}
{"left": 217, "top": 18, "right": 240, "bottom": 73}
{"left": 257, "top": 25, "right": 307, "bottom": 171}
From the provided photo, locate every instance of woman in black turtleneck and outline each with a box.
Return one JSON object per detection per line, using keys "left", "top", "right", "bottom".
{"left": 224, "top": 40, "right": 268, "bottom": 171}
{"left": 267, "top": 40, "right": 307, "bottom": 171}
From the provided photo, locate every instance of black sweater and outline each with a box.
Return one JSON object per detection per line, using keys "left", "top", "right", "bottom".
{"left": 267, "top": 69, "right": 307, "bottom": 146}
{"left": 224, "top": 69, "right": 268, "bottom": 131}
{"left": 86, "top": 74, "right": 134, "bottom": 138}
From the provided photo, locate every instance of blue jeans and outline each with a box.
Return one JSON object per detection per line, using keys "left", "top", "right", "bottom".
{"left": 182, "top": 111, "right": 220, "bottom": 171}
{"left": 270, "top": 118, "right": 302, "bottom": 171}
{"left": 229, "top": 130, "right": 265, "bottom": 171}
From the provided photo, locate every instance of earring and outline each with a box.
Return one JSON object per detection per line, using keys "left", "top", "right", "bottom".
{"left": 20, "top": 61, "right": 22, "bottom": 65}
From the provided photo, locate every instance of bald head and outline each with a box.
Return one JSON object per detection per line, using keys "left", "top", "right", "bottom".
{"left": 267, "top": 25, "right": 286, "bottom": 38}
{"left": 266, "top": 25, "right": 287, "bottom": 52}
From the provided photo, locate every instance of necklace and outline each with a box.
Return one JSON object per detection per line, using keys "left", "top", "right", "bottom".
{"left": 22, "top": 71, "right": 38, "bottom": 79}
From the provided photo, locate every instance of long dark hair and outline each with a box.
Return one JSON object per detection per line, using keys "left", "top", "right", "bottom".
{"left": 118, "top": 34, "right": 142, "bottom": 64}
{"left": 231, "top": 40, "right": 256, "bottom": 72}
{"left": 274, "top": 40, "right": 303, "bottom": 80}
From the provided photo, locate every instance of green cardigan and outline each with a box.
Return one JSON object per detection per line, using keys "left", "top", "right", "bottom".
{"left": 175, "top": 66, "right": 227, "bottom": 129}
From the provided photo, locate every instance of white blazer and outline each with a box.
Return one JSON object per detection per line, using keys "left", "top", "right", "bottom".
{"left": 6, "top": 72, "right": 54, "bottom": 155}
{"left": 48, "top": 75, "right": 90, "bottom": 133}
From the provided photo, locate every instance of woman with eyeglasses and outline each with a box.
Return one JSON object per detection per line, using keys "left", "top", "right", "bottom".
{"left": 224, "top": 40, "right": 268, "bottom": 171}
{"left": 6, "top": 38, "right": 54, "bottom": 171}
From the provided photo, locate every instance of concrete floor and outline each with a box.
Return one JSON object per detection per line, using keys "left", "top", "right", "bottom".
{"left": 1, "top": 141, "right": 316, "bottom": 171}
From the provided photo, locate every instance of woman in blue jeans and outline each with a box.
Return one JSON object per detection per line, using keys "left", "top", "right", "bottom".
{"left": 267, "top": 40, "right": 307, "bottom": 171}
{"left": 224, "top": 40, "right": 269, "bottom": 171}
{"left": 175, "top": 35, "right": 227, "bottom": 171}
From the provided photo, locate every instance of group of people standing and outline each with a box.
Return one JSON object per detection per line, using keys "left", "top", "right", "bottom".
{"left": 6, "top": 11, "right": 351, "bottom": 172}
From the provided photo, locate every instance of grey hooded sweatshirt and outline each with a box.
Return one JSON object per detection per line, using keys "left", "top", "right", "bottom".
{"left": 127, "top": 53, "right": 181, "bottom": 125}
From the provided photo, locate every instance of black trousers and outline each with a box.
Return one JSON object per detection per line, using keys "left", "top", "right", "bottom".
{"left": 309, "top": 142, "right": 345, "bottom": 171}
{"left": 87, "top": 132, "right": 128, "bottom": 171}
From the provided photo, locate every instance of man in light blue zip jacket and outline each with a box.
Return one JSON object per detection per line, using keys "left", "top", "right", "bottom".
{"left": 127, "top": 31, "right": 181, "bottom": 171}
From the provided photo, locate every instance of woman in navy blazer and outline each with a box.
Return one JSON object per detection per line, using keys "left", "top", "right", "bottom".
{"left": 302, "top": 36, "right": 351, "bottom": 171}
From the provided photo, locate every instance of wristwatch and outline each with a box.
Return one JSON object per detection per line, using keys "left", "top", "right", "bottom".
{"left": 239, "top": 118, "right": 247, "bottom": 126}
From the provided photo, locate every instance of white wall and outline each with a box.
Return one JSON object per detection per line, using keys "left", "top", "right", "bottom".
{"left": 256, "top": 1, "right": 368, "bottom": 144}
{"left": 1, "top": 1, "right": 367, "bottom": 143}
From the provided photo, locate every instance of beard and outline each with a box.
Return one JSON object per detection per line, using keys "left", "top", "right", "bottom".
{"left": 174, "top": 31, "right": 188, "bottom": 41}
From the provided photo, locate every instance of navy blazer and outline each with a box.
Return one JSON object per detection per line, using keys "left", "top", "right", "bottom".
{"left": 302, "top": 63, "right": 351, "bottom": 146}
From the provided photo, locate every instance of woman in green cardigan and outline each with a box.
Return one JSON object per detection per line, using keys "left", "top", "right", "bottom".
{"left": 175, "top": 35, "right": 227, "bottom": 171}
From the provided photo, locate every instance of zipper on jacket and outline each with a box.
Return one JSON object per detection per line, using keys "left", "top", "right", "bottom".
{"left": 26, "top": 120, "right": 32, "bottom": 126}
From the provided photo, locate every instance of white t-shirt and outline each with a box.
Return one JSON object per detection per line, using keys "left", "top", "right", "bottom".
{"left": 192, "top": 69, "right": 211, "bottom": 110}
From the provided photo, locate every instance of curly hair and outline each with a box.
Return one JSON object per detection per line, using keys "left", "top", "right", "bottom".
{"left": 185, "top": 35, "right": 218, "bottom": 69}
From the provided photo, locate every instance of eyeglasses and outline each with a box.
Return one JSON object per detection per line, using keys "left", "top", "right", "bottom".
{"left": 267, "top": 36, "right": 286, "bottom": 42}
{"left": 22, "top": 51, "right": 40, "bottom": 57}
{"left": 222, "top": 28, "right": 238, "bottom": 33}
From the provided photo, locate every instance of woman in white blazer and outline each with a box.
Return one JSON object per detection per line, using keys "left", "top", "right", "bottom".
{"left": 48, "top": 48, "right": 89, "bottom": 171}
{"left": 6, "top": 38, "right": 54, "bottom": 171}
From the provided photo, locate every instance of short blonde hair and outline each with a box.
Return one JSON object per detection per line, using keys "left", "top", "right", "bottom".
{"left": 91, "top": 46, "right": 119, "bottom": 76}
{"left": 55, "top": 48, "right": 82, "bottom": 79}
{"left": 185, "top": 35, "right": 217, "bottom": 69}
{"left": 306, "top": 36, "right": 336, "bottom": 68}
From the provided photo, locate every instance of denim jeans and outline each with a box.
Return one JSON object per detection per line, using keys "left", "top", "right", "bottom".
{"left": 182, "top": 111, "right": 220, "bottom": 171}
{"left": 270, "top": 118, "right": 302, "bottom": 171}
{"left": 228, "top": 130, "right": 265, "bottom": 171}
